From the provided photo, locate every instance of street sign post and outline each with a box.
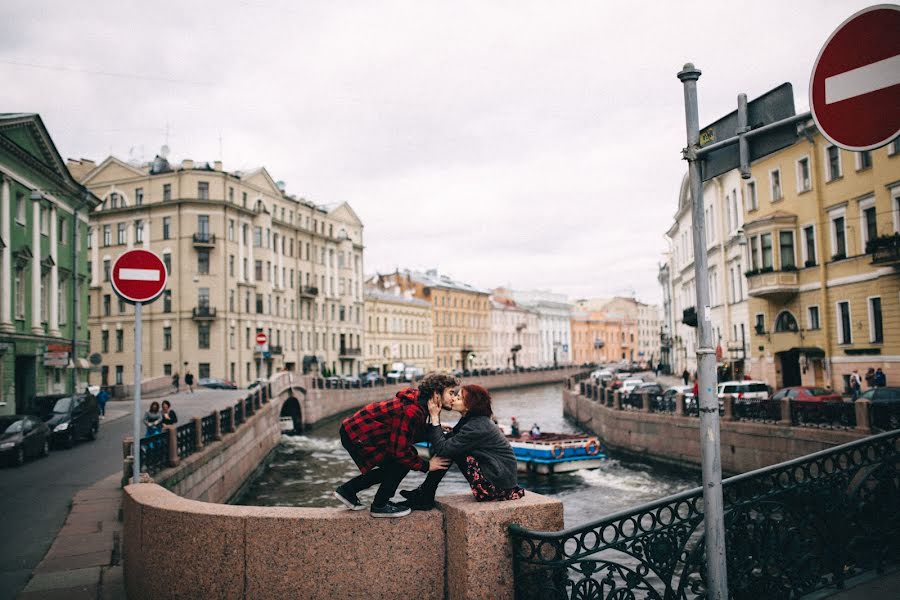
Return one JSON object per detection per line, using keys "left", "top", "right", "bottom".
{"left": 110, "top": 249, "right": 168, "bottom": 485}
{"left": 256, "top": 332, "right": 267, "bottom": 381}
{"left": 256, "top": 332, "right": 268, "bottom": 346}
{"left": 810, "top": 4, "right": 900, "bottom": 151}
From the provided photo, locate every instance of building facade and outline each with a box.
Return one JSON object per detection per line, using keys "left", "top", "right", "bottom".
{"left": 373, "top": 270, "right": 490, "bottom": 370}
{"left": 507, "top": 289, "right": 572, "bottom": 366}
{"left": 569, "top": 311, "right": 629, "bottom": 365}
{"left": 364, "top": 287, "right": 433, "bottom": 375}
{"left": 744, "top": 128, "right": 900, "bottom": 391}
{"left": 0, "top": 114, "right": 99, "bottom": 416}
{"left": 489, "top": 294, "right": 539, "bottom": 369}
{"left": 74, "top": 154, "right": 365, "bottom": 387}
{"left": 658, "top": 259, "right": 674, "bottom": 373}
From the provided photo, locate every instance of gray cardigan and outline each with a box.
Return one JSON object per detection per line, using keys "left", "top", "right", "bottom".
{"left": 425, "top": 415, "right": 519, "bottom": 489}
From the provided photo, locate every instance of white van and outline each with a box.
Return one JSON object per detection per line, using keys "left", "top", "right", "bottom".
{"left": 717, "top": 381, "right": 769, "bottom": 403}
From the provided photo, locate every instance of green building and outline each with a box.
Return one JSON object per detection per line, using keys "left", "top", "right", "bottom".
{"left": 0, "top": 114, "right": 99, "bottom": 416}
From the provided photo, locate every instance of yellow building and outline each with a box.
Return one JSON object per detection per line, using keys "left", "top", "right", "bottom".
{"left": 364, "top": 287, "right": 434, "bottom": 374}
{"left": 373, "top": 269, "right": 490, "bottom": 370}
{"left": 571, "top": 310, "right": 634, "bottom": 365}
{"left": 71, "top": 154, "right": 365, "bottom": 387}
{"left": 744, "top": 129, "right": 900, "bottom": 391}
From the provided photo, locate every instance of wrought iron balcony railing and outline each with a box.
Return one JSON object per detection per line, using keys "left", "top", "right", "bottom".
{"left": 340, "top": 347, "right": 362, "bottom": 357}
{"left": 509, "top": 429, "right": 899, "bottom": 599}
{"left": 866, "top": 234, "right": 900, "bottom": 265}
{"left": 192, "top": 305, "right": 217, "bottom": 320}
{"left": 192, "top": 232, "right": 216, "bottom": 247}
{"left": 269, "top": 345, "right": 283, "bottom": 355}
{"left": 300, "top": 285, "right": 319, "bottom": 298}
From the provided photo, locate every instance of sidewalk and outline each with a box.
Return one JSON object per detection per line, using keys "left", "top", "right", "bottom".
{"left": 16, "top": 474, "right": 125, "bottom": 600}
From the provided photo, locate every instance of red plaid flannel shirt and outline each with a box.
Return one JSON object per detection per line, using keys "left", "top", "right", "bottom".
{"left": 341, "top": 388, "right": 428, "bottom": 474}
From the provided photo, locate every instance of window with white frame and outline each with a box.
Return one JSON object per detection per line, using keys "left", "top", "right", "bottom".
{"left": 829, "top": 208, "right": 847, "bottom": 258}
{"left": 779, "top": 230, "right": 796, "bottom": 269}
{"left": 807, "top": 305, "right": 820, "bottom": 330}
{"left": 761, "top": 233, "right": 774, "bottom": 269}
{"left": 837, "top": 301, "right": 852, "bottom": 344}
{"left": 796, "top": 157, "right": 811, "bottom": 192}
{"left": 746, "top": 180, "right": 757, "bottom": 211}
{"left": 731, "top": 190, "right": 740, "bottom": 231}
{"left": 770, "top": 169, "right": 782, "bottom": 201}
{"left": 894, "top": 186, "right": 900, "bottom": 233}
{"left": 890, "top": 138, "right": 900, "bottom": 156}
{"left": 856, "top": 151, "right": 872, "bottom": 171}
{"left": 868, "top": 296, "right": 883, "bottom": 343}
{"left": 859, "top": 196, "right": 877, "bottom": 250}
{"left": 826, "top": 145, "right": 842, "bottom": 181}
{"left": 802, "top": 225, "right": 817, "bottom": 267}
{"left": 750, "top": 235, "right": 759, "bottom": 270}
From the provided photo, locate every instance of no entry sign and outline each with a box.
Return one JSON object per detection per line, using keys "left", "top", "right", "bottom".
{"left": 256, "top": 332, "right": 268, "bottom": 346}
{"left": 111, "top": 249, "right": 168, "bottom": 304}
{"left": 810, "top": 4, "right": 900, "bottom": 151}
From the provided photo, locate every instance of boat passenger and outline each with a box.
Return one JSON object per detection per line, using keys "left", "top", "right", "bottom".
{"left": 510, "top": 417, "right": 520, "bottom": 438}
{"left": 530, "top": 423, "right": 541, "bottom": 438}
{"left": 400, "top": 384, "right": 525, "bottom": 510}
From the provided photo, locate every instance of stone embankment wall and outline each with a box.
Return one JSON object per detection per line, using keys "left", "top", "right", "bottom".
{"left": 563, "top": 386, "right": 868, "bottom": 474}
{"left": 123, "top": 485, "right": 562, "bottom": 600}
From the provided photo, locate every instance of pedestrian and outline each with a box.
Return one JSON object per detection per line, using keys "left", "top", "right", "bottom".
{"left": 530, "top": 423, "right": 541, "bottom": 439}
{"left": 97, "top": 387, "right": 109, "bottom": 418}
{"left": 654, "top": 362, "right": 661, "bottom": 377}
{"left": 334, "top": 371, "right": 457, "bottom": 518}
{"left": 850, "top": 369, "right": 863, "bottom": 401}
{"left": 161, "top": 400, "right": 178, "bottom": 428}
{"left": 184, "top": 370, "right": 194, "bottom": 393}
{"left": 172, "top": 372, "right": 180, "bottom": 394}
{"left": 143, "top": 401, "right": 163, "bottom": 437}
{"left": 682, "top": 369, "right": 690, "bottom": 386}
{"left": 865, "top": 368, "right": 876, "bottom": 389}
{"left": 510, "top": 416, "right": 520, "bottom": 438}
{"left": 875, "top": 367, "right": 887, "bottom": 387}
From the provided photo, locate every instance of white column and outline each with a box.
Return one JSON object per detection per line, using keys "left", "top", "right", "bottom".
{"left": 238, "top": 222, "right": 245, "bottom": 281}
{"left": 31, "top": 195, "right": 42, "bottom": 334}
{"left": 247, "top": 224, "right": 254, "bottom": 283}
{"left": 127, "top": 220, "right": 134, "bottom": 249}
{"left": 0, "top": 175, "right": 12, "bottom": 331}
{"left": 49, "top": 204, "right": 59, "bottom": 336}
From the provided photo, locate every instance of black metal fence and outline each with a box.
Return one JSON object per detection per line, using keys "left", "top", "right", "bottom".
{"left": 139, "top": 431, "right": 169, "bottom": 475}
{"left": 510, "top": 429, "right": 899, "bottom": 599}
{"left": 200, "top": 414, "right": 216, "bottom": 444}
{"left": 220, "top": 407, "right": 233, "bottom": 433}
{"left": 175, "top": 421, "right": 196, "bottom": 459}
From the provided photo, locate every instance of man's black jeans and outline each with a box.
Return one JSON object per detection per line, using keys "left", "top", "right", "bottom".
{"left": 340, "top": 426, "right": 410, "bottom": 507}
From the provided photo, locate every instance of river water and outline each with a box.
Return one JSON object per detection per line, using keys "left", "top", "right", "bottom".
{"left": 236, "top": 383, "right": 699, "bottom": 527}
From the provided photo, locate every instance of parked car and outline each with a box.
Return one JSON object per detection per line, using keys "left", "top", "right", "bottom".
{"left": 45, "top": 394, "right": 100, "bottom": 448}
{"left": 342, "top": 375, "right": 361, "bottom": 386}
{"left": 858, "top": 387, "right": 900, "bottom": 430}
{"left": 386, "top": 369, "right": 405, "bottom": 383}
{"left": 771, "top": 386, "right": 842, "bottom": 403}
{"left": 717, "top": 381, "right": 769, "bottom": 403}
{"left": 199, "top": 377, "right": 238, "bottom": 390}
{"left": 626, "top": 382, "right": 664, "bottom": 407}
{"left": 620, "top": 378, "right": 645, "bottom": 395}
{"left": 662, "top": 385, "right": 695, "bottom": 410}
{"left": 363, "top": 372, "right": 384, "bottom": 385}
{"left": 0, "top": 415, "right": 51, "bottom": 466}
{"left": 247, "top": 378, "right": 268, "bottom": 390}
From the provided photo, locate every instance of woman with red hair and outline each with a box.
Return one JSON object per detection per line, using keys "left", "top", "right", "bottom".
{"left": 400, "top": 384, "right": 524, "bottom": 509}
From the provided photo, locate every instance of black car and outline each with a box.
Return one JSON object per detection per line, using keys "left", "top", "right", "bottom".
{"left": 46, "top": 394, "right": 100, "bottom": 448}
{"left": 626, "top": 383, "right": 664, "bottom": 409}
{"left": 0, "top": 415, "right": 51, "bottom": 466}
{"left": 858, "top": 387, "right": 900, "bottom": 430}
{"left": 199, "top": 377, "right": 238, "bottom": 390}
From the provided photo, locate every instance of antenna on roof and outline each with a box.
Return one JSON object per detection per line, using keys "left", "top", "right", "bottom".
{"left": 160, "top": 145, "right": 170, "bottom": 159}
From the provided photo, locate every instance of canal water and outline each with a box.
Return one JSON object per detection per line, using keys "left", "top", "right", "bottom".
{"left": 236, "top": 383, "right": 699, "bottom": 527}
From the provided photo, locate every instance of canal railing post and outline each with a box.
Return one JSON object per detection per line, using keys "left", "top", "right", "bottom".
{"left": 641, "top": 391, "right": 651, "bottom": 413}
{"left": 855, "top": 399, "right": 872, "bottom": 433}
{"left": 723, "top": 395, "right": 735, "bottom": 421}
{"left": 193, "top": 416, "right": 203, "bottom": 450}
{"left": 213, "top": 409, "right": 223, "bottom": 441}
{"left": 678, "top": 62, "right": 729, "bottom": 599}
{"left": 613, "top": 390, "right": 622, "bottom": 411}
{"left": 675, "top": 393, "right": 685, "bottom": 416}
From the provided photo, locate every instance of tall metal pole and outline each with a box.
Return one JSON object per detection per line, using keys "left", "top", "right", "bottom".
{"left": 132, "top": 301, "right": 142, "bottom": 484}
{"left": 677, "top": 62, "right": 729, "bottom": 599}
{"left": 71, "top": 208, "right": 78, "bottom": 396}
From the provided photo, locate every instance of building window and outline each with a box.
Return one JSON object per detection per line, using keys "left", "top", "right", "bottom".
{"left": 861, "top": 199, "right": 877, "bottom": 249}
{"left": 163, "top": 327, "right": 172, "bottom": 350}
{"left": 796, "top": 157, "right": 811, "bottom": 192}
{"left": 163, "top": 184, "right": 171, "bottom": 202}
{"left": 749, "top": 236, "right": 759, "bottom": 270}
{"left": 837, "top": 301, "right": 852, "bottom": 344}
{"left": 253, "top": 226, "right": 263, "bottom": 247}
{"left": 103, "top": 225, "right": 111, "bottom": 246}
{"left": 14, "top": 268, "right": 24, "bottom": 319}
{"left": 198, "top": 287, "right": 210, "bottom": 309}
{"left": 890, "top": 138, "right": 900, "bottom": 156}
{"left": 117, "top": 222, "right": 126, "bottom": 245}
{"left": 199, "top": 363, "right": 210, "bottom": 379}
{"left": 198, "top": 181, "right": 209, "bottom": 200}
{"left": 857, "top": 151, "right": 872, "bottom": 171}
{"left": 58, "top": 217, "right": 67, "bottom": 244}
{"left": 229, "top": 255, "right": 235, "bottom": 277}
{"left": 229, "top": 289, "right": 235, "bottom": 312}
{"left": 108, "top": 193, "right": 119, "bottom": 209}
{"left": 832, "top": 215, "right": 847, "bottom": 258}
{"left": 807, "top": 305, "right": 820, "bottom": 330}
{"left": 803, "top": 225, "right": 816, "bottom": 267}
{"left": 135, "top": 220, "right": 144, "bottom": 243}
{"left": 103, "top": 294, "right": 111, "bottom": 316}
{"left": 101, "top": 330, "right": 109, "bottom": 353}
{"left": 135, "top": 187, "right": 143, "bottom": 205}
{"left": 103, "top": 259, "right": 111, "bottom": 281}
{"left": 87, "top": 227, "right": 93, "bottom": 249}
{"left": 164, "top": 363, "right": 172, "bottom": 376}
{"left": 162, "top": 252, "right": 171, "bottom": 275}
{"left": 162, "top": 217, "right": 171, "bottom": 240}
{"left": 761, "top": 233, "right": 773, "bottom": 269}
{"left": 256, "top": 294, "right": 264, "bottom": 314}
{"left": 118, "top": 297, "right": 126, "bottom": 314}
{"left": 779, "top": 231, "right": 795, "bottom": 269}
{"left": 116, "top": 329, "right": 124, "bottom": 352}
{"left": 754, "top": 313, "right": 765, "bottom": 335}
{"left": 228, "top": 219, "right": 234, "bottom": 241}
{"left": 826, "top": 145, "right": 842, "bottom": 181}
{"left": 198, "top": 214, "right": 209, "bottom": 238}
{"left": 163, "top": 290, "right": 172, "bottom": 313}
{"left": 198, "top": 323, "right": 210, "bottom": 349}
{"left": 197, "top": 249, "right": 209, "bottom": 274}
{"left": 15, "top": 192, "right": 25, "bottom": 223}
{"left": 770, "top": 169, "right": 782, "bottom": 201}
{"left": 115, "top": 365, "right": 123, "bottom": 385}
{"left": 255, "top": 260, "right": 263, "bottom": 281}
{"left": 868, "top": 297, "right": 883, "bottom": 343}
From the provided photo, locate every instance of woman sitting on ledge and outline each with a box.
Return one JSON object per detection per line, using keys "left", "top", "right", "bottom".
{"left": 401, "top": 384, "right": 525, "bottom": 510}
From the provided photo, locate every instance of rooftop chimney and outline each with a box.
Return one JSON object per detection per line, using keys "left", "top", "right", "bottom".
{"left": 182, "top": 159, "right": 194, "bottom": 170}
{"left": 213, "top": 161, "right": 222, "bottom": 171}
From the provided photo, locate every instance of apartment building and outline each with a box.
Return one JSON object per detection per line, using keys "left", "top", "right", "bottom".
{"left": 507, "top": 289, "right": 572, "bottom": 366}
{"left": 364, "top": 286, "right": 434, "bottom": 375}
{"left": 743, "top": 128, "right": 900, "bottom": 390}
{"left": 489, "top": 293, "right": 539, "bottom": 369}
{"left": 372, "top": 269, "right": 490, "bottom": 370}
{"left": 71, "top": 153, "right": 364, "bottom": 387}
{"left": 0, "top": 114, "right": 99, "bottom": 416}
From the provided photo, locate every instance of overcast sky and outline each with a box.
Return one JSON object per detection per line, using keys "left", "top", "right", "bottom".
{"left": 3, "top": 1, "right": 875, "bottom": 305}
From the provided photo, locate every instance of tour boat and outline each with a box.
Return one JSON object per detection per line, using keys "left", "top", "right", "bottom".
{"left": 416, "top": 432, "right": 607, "bottom": 475}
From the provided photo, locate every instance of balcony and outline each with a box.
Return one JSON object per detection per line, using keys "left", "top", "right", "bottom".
{"left": 339, "top": 347, "right": 362, "bottom": 357}
{"left": 299, "top": 286, "right": 319, "bottom": 298}
{"left": 866, "top": 234, "right": 900, "bottom": 266}
{"left": 191, "top": 305, "right": 217, "bottom": 320}
{"left": 682, "top": 306, "right": 697, "bottom": 328}
{"left": 192, "top": 232, "right": 216, "bottom": 248}
{"left": 269, "top": 345, "right": 283, "bottom": 355}
{"left": 746, "top": 268, "right": 799, "bottom": 300}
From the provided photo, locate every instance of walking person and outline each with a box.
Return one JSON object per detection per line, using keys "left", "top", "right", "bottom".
{"left": 682, "top": 369, "right": 690, "bottom": 386}
{"left": 172, "top": 372, "right": 180, "bottom": 394}
{"left": 850, "top": 369, "right": 863, "bottom": 401}
{"left": 184, "top": 370, "right": 194, "bottom": 394}
{"left": 96, "top": 387, "right": 109, "bottom": 419}
{"left": 334, "top": 371, "right": 457, "bottom": 518}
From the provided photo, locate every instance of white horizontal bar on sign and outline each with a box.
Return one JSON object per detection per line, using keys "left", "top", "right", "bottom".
{"left": 825, "top": 54, "right": 900, "bottom": 104}
{"left": 119, "top": 268, "right": 160, "bottom": 281}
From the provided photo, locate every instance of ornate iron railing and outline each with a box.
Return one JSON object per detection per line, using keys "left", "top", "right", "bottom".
{"left": 510, "top": 429, "right": 899, "bottom": 599}
{"left": 790, "top": 401, "right": 856, "bottom": 429}
{"left": 871, "top": 403, "right": 900, "bottom": 432}
{"left": 200, "top": 414, "right": 216, "bottom": 444}
{"left": 733, "top": 399, "right": 782, "bottom": 423}
{"left": 139, "top": 431, "right": 169, "bottom": 475}
{"left": 176, "top": 422, "right": 197, "bottom": 459}
{"left": 234, "top": 401, "right": 245, "bottom": 426}
{"left": 220, "top": 407, "right": 232, "bottom": 433}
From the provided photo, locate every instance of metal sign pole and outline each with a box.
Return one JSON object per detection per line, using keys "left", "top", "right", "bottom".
{"left": 132, "top": 301, "right": 142, "bottom": 484}
{"left": 677, "top": 62, "right": 729, "bottom": 599}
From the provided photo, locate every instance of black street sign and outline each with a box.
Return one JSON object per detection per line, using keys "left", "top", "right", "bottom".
{"left": 699, "top": 83, "right": 798, "bottom": 181}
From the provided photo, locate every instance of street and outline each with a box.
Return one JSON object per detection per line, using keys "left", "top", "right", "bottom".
{"left": 0, "top": 387, "right": 249, "bottom": 600}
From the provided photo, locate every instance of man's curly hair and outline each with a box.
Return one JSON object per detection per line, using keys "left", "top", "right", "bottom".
{"left": 416, "top": 371, "right": 460, "bottom": 402}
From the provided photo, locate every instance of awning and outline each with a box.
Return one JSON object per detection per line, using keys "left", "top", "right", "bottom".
{"left": 789, "top": 347, "right": 826, "bottom": 358}
{"left": 67, "top": 358, "right": 91, "bottom": 369}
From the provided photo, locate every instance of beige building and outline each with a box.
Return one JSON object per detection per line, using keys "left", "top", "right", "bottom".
{"left": 373, "top": 270, "right": 490, "bottom": 370}
{"left": 71, "top": 153, "right": 365, "bottom": 387}
{"left": 573, "top": 297, "right": 640, "bottom": 363}
{"left": 364, "top": 287, "right": 434, "bottom": 375}
{"left": 489, "top": 294, "right": 539, "bottom": 369}
{"left": 744, "top": 128, "right": 900, "bottom": 391}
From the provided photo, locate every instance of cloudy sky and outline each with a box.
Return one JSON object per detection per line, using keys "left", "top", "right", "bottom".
{"left": 3, "top": 1, "right": 874, "bottom": 304}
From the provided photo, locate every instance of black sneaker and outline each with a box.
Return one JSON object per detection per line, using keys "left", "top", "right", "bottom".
{"left": 399, "top": 487, "right": 427, "bottom": 503}
{"left": 334, "top": 485, "right": 366, "bottom": 511}
{"left": 370, "top": 501, "right": 412, "bottom": 518}
{"left": 397, "top": 499, "right": 434, "bottom": 512}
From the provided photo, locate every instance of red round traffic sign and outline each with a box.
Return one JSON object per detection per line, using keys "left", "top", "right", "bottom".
{"left": 810, "top": 4, "right": 900, "bottom": 151}
{"left": 256, "top": 332, "right": 268, "bottom": 345}
{"left": 111, "top": 249, "right": 168, "bottom": 304}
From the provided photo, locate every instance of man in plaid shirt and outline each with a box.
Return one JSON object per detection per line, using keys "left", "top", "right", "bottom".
{"left": 335, "top": 372, "right": 459, "bottom": 517}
